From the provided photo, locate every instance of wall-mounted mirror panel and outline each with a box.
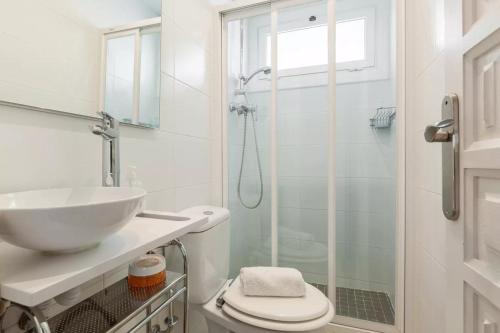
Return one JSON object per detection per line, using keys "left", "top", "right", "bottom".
{"left": 0, "top": 0, "right": 162, "bottom": 128}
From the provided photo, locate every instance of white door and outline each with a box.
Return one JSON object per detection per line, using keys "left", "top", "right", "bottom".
{"left": 445, "top": 1, "right": 500, "bottom": 333}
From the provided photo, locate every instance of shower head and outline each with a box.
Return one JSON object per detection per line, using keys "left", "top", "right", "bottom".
{"left": 240, "top": 66, "right": 272, "bottom": 85}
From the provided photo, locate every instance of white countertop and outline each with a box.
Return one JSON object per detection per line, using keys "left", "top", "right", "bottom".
{"left": 0, "top": 211, "right": 208, "bottom": 306}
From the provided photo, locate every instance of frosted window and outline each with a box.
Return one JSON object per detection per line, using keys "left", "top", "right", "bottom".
{"left": 104, "top": 35, "right": 135, "bottom": 123}
{"left": 265, "top": 17, "right": 367, "bottom": 70}
{"left": 139, "top": 30, "right": 161, "bottom": 127}
{"left": 336, "top": 18, "right": 366, "bottom": 63}
{"left": 266, "top": 25, "right": 328, "bottom": 70}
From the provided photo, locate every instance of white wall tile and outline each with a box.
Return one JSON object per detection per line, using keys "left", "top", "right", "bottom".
{"left": 120, "top": 129, "right": 174, "bottom": 192}
{"left": 173, "top": 26, "right": 210, "bottom": 95}
{"left": 161, "top": 19, "right": 175, "bottom": 76}
{"left": 411, "top": 0, "right": 445, "bottom": 76}
{"left": 414, "top": 129, "right": 442, "bottom": 194}
{"left": 406, "top": 0, "right": 448, "bottom": 330}
{"left": 174, "top": 183, "right": 210, "bottom": 211}
{"left": 145, "top": 189, "right": 176, "bottom": 211}
{"left": 414, "top": 188, "right": 447, "bottom": 267}
{"left": 414, "top": 250, "right": 446, "bottom": 333}
{"left": 163, "top": 80, "right": 210, "bottom": 138}
{"left": 172, "top": 135, "right": 210, "bottom": 187}
{"left": 172, "top": 0, "right": 213, "bottom": 51}
{"left": 0, "top": 106, "right": 100, "bottom": 193}
{"left": 413, "top": 55, "right": 445, "bottom": 132}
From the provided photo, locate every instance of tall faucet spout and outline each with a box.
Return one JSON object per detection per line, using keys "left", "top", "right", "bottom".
{"left": 91, "top": 112, "right": 120, "bottom": 187}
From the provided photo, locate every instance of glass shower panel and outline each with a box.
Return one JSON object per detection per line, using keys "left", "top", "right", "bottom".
{"left": 335, "top": 0, "right": 396, "bottom": 325}
{"left": 276, "top": 0, "right": 330, "bottom": 295}
{"left": 226, "top": 10, "right": 273, "bottom": 278}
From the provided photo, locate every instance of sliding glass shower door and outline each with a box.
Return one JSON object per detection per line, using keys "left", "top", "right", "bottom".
{"left": 334, "top": 0, "right": 397, "bottom": 327}
{"left": 223, "top": 0, "right": 398, "bottom": 330}
{"left": 275, "top": 0, "right": 330, "bottom": 297}
{"left": 225, "top": 8, "right": 273, "bottom": 278}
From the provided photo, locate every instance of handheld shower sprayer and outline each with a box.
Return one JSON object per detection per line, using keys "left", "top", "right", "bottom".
{"left": 230, "top": 66, "right": 271, "bottom": 209}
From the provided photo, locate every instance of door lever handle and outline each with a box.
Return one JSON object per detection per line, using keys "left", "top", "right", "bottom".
{"left": 423, "top": 94, "right": 459, "bottom": 221}
{"left": 424, "top": 119, "right": 455, "bottom": 142}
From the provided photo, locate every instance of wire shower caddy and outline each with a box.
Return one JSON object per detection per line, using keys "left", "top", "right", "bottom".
{"left": 369, "top": 107, "right": 397, "bottom": 128}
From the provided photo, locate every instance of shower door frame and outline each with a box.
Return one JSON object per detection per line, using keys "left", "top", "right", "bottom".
{"left": 214, "top": 0, "right": 406, "bottom": 332}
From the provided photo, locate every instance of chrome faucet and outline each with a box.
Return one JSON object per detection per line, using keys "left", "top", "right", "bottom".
{"left": 91, "top": 112, "right": 120, "bottom": 187}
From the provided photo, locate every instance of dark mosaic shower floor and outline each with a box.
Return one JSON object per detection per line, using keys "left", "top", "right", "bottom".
{"left": 311, "top": 284, "right": 395, "bottom": 325}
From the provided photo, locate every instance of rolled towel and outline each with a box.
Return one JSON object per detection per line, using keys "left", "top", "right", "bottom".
{"left": 239, "top": 266, "right": 306, "bottom": 297}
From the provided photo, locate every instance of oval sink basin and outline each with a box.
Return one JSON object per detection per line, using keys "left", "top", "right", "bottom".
{"left": 0, "top": 187, "right": 146, "bottom": 253}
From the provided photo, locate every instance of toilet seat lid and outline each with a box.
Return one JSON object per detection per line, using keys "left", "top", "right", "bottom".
{"left": 222, "top": 301, "right": 335, "bottom": 332}
{"left": 223, "top": 278, "right": 329, "bottom": 322}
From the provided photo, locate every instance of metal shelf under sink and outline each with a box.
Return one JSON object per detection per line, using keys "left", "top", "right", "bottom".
{"left": 2, "top": 240, "right": 189, "bottom": 333}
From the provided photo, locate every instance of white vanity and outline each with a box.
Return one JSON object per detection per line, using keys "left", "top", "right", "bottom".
{"left": 0, "top": 205, "right": 208, "bottom": 333}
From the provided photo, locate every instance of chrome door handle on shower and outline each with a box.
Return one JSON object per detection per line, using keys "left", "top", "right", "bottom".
{"left": 424, "top": 94, "right": 459, "bottom": 221}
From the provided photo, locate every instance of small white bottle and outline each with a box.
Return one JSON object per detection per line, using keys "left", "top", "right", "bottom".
{"left": 127, "top": 166, "right": 143, "bottom": 188}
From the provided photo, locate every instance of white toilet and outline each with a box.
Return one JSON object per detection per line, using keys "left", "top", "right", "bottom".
{"left": 178, "top": 206, "right": 334, "bottom": 333}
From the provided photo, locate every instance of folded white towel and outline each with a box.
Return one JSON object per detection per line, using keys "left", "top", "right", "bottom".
{"left": 239, "top": 266, "right": 306, "bottom": 297}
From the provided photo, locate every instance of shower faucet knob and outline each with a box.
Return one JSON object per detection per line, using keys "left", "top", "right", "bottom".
{"left": 229, "top": 103, "right": 239, "bottom": 113}
{"left": 229, "top": 103, "right": 256, "bottom": 115}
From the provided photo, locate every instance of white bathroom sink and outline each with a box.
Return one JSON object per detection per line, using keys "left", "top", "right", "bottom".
{"left": 0, "top": 187, "right": 146, "bottom": 253}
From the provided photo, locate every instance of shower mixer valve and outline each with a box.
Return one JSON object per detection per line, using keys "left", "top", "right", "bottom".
{"left": 229, "top": 103, "right": 256, "bottom": 116}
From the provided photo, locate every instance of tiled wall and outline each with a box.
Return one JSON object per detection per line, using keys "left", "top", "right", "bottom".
{"left": 0, "top": 0, "right": 215, "bottom": 212}
{"left": 405, "top": 0, "right": 447, "bottom": 332}
{"left": 0, "top": 0, "right": 216, "bottom": 331}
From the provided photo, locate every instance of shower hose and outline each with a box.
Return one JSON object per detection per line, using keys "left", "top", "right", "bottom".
{"left": 237, "top": 110, "right": 264, "bottom": 209}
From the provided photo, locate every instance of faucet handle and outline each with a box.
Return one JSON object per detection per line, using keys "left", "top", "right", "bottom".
{"left": 90, "top": 124, "right": 104, "bottom": 135}
{"left": 96, "top": 111, "right": 119, "bottom": 130}
{"left": 97, "top": 111, "right": 114, "bottom": 121}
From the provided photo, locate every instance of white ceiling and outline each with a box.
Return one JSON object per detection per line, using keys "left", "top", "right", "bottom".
{"left": 68, "top": 0, "right": 161, "bottom": 28}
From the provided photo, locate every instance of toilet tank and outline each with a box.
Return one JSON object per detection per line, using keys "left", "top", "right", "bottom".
{"left": 178, "top": 206, "right": 230, "bottom": 304}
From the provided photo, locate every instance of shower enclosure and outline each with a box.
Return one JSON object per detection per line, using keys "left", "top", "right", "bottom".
{"left": 221, "top": 0, "right": 401, "bottom": 331}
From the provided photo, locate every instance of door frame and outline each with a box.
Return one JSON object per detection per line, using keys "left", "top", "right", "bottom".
{"left": 212, "top": 0, "right": 406, "bottom": 331}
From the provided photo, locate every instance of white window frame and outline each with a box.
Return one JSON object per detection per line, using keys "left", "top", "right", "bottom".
{"left": 336, "top": 7, "right": 376, "bottom": 71}
{"left": 262, "top": 24, "right": 328, "bottom": 77}
{"left": 246, "top": 0, "right": 389, "bottom": 89}
{"left": 99, "top": 17, "right": 161, "bottom": 127}
{"left": 257, "top": 7, "right": 375, "bottom": 75}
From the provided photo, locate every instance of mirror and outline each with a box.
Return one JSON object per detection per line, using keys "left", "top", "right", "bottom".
{"left": 0, "top": 0, "right": 162, "bottom": 128}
